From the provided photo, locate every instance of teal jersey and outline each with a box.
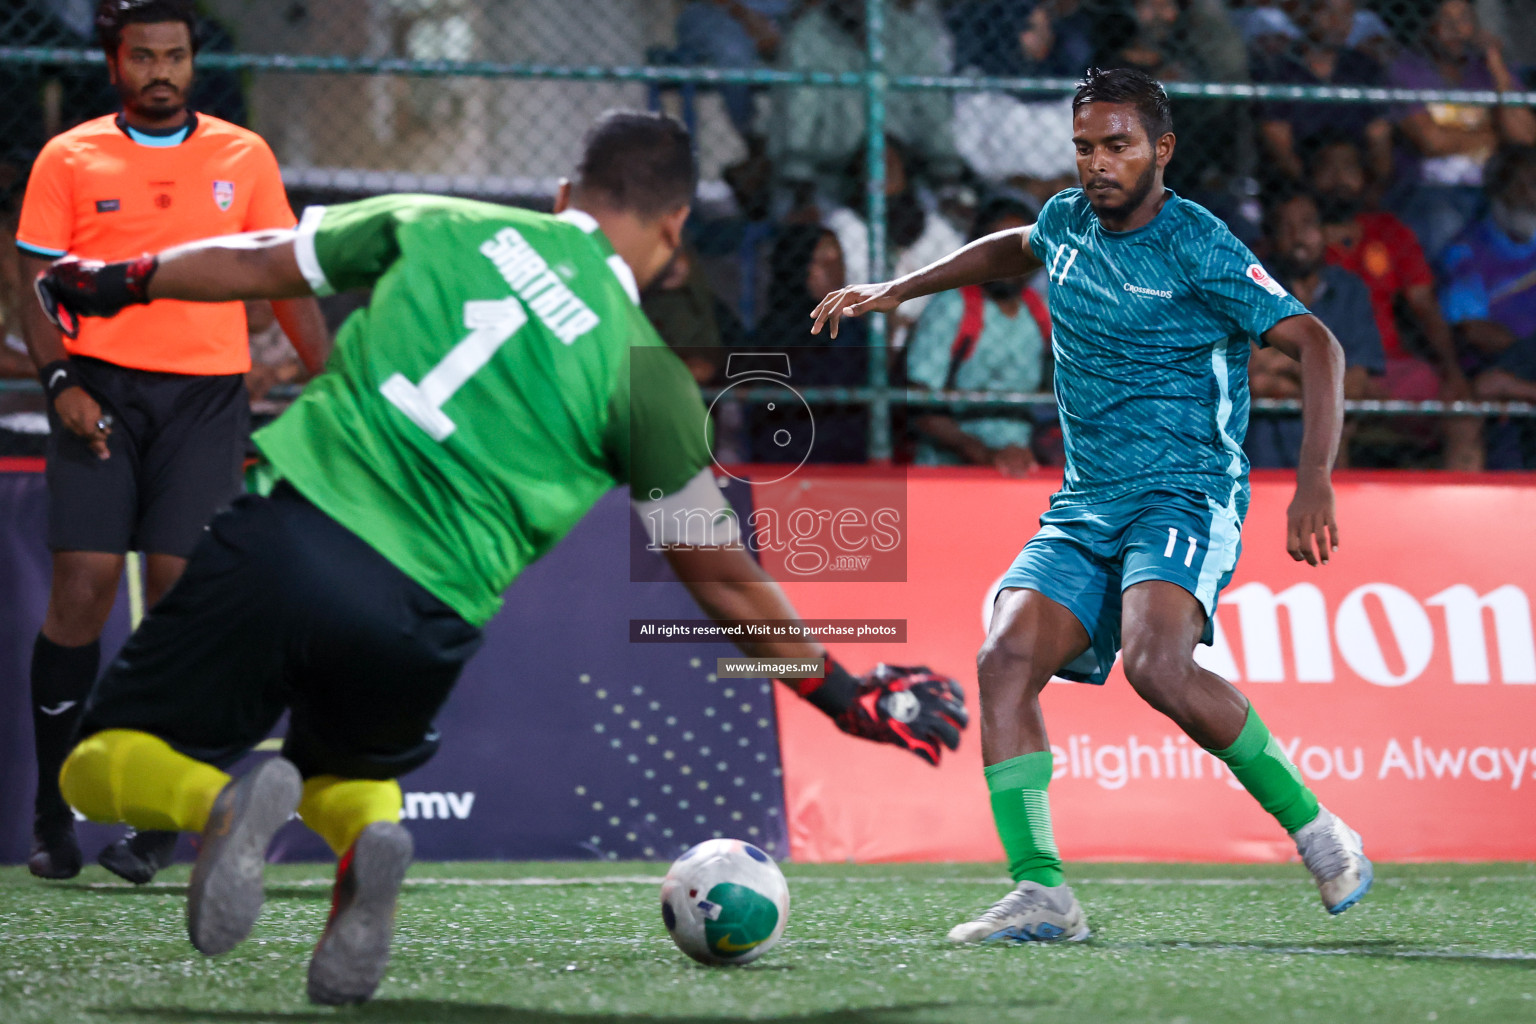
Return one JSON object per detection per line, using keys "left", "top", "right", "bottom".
{"left": 255, "top": 195, "right": 712, "bottom": 626}
{"left": 1028, "top": 189, "right": 1307, "bottom": 515}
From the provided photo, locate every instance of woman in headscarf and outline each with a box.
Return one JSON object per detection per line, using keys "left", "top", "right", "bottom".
{"left": 747, "top": 225, "right": 868, "bottom": 463}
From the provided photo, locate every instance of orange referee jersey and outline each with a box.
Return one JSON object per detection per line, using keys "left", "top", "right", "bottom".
{"left": 16, "top": 112, "right": 296, "bottom": 376}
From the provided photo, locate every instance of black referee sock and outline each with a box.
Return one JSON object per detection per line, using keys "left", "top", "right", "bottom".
{"left": 30, "top": 633, "right": 100, "bottom": 822}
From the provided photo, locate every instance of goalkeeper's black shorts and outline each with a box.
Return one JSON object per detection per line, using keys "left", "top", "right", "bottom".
{"left": 77, "top": 482, "right": 484, "bottom": 779}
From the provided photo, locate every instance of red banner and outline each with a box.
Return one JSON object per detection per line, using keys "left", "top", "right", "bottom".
{"left": 772, "top": 470, "right": 1536, "bottom": 862}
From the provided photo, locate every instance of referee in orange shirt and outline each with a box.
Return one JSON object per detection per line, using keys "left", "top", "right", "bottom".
{"left": 15, "top": 0, "right": 328, "bottom": 883}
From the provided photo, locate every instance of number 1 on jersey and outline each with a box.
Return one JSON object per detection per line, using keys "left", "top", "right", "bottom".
{"left": 381, "top": 298, "right": 528, "bottom": 441}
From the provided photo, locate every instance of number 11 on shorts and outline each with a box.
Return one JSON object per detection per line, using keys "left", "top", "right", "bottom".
{"left": 1164, "top": 527, "right": 1197, "bottom": 567}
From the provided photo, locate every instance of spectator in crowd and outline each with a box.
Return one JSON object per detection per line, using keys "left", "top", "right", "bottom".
{"left": 1240, "top": 0, "right": 1392, "bottom": 66}
{"left": 752, "top": 225, "right": 868, "bottom": 462}
{"left": 643, "top": 243, "right": 745, "bottom": 460}
{"left": 1248, "top": 190, "right": 1386, "bottom": 468}
{"left": 1343, "top": 0, "right": 1393, "bottom": 66}
{"left": 1165, "top": 0, "right": 1249, "bottom": 83}
{"left": 1098, "top": 0, "right": 1247, "bottom": 190}
{"left": 949, "top": 0, "right": 1090, "bottom": 191}
{"left": 773, "top": 0, "right": 962, "bottom": 207}
{"left": 672, "top": 1, "right": 789, "bottom": 143}
{"left": 1242, "top": 5, "right": 1302, "bottom": 64}
{"left": 903, "top": 196, "right": 1050, "bottom": 475}
{"left": 1389, "top": 0, "right": 1536, "bottom": 257}
{"left": 1099, "top": 0, "right": 1207, "bottom": 85}
{"left": 948, "top": 0, "right": 1093, "bottom": 79}
{"left": 1439, "top": 145, "right": 1536, "bottom": 466}
{"left": 818, "top": 138, "right": 966, "bottom": 342}
{"left": 1253, "top": 0, "right": 1391, "bottom": 187}
{"left": 642, "top": 243, "right": 743, "bottom": 385}
{"left": 1310, "top": 136, "right": 1483, "bottom": 470}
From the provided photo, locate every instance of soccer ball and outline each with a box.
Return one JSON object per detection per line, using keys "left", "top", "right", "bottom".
{"left": 660, "top": 838, "right": 789, "bottom": 965}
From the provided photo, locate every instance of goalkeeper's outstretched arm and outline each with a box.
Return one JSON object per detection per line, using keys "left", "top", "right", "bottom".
{"left": 147, "top": 229, "right": 312, "bottom": 302}
{"left": 663, "top": 543, "right": 968, "bottom": 766}
{"left": 32, "top": 230, "right": 311, "bottom": 338}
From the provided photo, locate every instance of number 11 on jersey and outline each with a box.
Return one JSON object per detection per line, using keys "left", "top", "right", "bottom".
{"left": 1164, "top": 526, "right": 1198, "bottom": 567}
{"left": 381, "top": 298, "right": 528, "bottom": 442}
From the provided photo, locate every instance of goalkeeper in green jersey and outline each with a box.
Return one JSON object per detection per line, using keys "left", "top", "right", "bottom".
{"left": 35, "top": 111, "right": 967, "bottom": 1006}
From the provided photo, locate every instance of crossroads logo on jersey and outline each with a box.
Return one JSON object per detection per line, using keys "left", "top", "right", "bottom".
{"left": 212, "top": 180, "right": 235, "bottom": 211}
{"left": 1247, "top": 263, "right": 1289, "bottom": 298}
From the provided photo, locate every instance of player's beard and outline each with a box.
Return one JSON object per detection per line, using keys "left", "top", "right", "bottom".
{"left": 1087, "top": 161, "right": 1158, "bottom": 220}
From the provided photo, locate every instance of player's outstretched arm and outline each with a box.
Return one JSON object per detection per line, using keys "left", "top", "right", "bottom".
{"left": 810, "top": 225, "right": 1042, "bottom": 339}
{"left": 1263, "top": 313, "right": 1346, "bottom": 567}
{"left": 662, "top": 543, "right": 969, "bottom": 766}
{"left": 34, "top": 230, "right": 311, "bottom": 338}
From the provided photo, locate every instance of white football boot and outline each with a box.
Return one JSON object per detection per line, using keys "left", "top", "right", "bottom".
{"left": 1291, "top": 804, "right": 1373, "bottom": 915}
{"left": 947, "top": 880, "right": 1090, "bottom": 943}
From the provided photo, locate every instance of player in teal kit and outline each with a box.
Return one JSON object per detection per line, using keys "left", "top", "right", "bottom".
{"left": 814, "top": 68, "right": 1371, "bottom": 941}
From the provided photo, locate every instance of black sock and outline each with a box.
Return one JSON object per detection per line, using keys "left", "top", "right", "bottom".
{"left": 31, "top": 633, "right": 100, "bottom": 821}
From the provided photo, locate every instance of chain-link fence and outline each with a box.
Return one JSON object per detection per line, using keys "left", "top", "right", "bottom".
{"left": 1, "top": 0, "right": 1535, "bottom": 469}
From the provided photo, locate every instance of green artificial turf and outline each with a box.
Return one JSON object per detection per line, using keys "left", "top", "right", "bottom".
{"left": 2, "top": 861, "right": 1534, "bottom": 1023}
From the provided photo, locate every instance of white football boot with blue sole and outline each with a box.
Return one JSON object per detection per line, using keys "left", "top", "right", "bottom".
{"left": 947, "top": 880, "right": 1090, "bottom": 943}
{"left": 1292, "top": 804, "right": 1373, "bottom": 915}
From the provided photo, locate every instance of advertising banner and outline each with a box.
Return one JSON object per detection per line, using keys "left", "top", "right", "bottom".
{"left": 7, "top": 463, "right": 1536, "bottom": 864}
{"left": 775, "top": 470, "right": 1536, "bottom": 863}
{"left": 0, "top": 467, "right": 789, "bottom": 865}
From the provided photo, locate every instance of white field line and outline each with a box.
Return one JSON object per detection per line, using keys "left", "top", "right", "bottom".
{"left": 76, "top": 873, "right": 1536, "bottom": 892}
{"left": 1112, "top": 942, "right": 1536, "bottom": 962}
{"left": 8, "top": 929, "right": 1533, "bottom": 962}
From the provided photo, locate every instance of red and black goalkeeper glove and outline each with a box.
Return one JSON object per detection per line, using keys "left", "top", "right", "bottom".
{"left": 793, "top": 659, "right": 969, "bottom": 766}
{"left": 34, "top": 254, "right": 159, "bottom": 339}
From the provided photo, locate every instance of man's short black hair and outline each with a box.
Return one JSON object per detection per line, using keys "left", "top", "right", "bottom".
{"left": 96, "top": 0, "right": 198, "bottom": 57}
{"left": 573, "top": 110, "right": 697, "bottom": 220}
{"left": 1072, "top": 67, "right": 1173, "bottom": 143}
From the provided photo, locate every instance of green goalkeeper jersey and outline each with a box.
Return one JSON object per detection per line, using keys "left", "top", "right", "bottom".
{"left": 255, "top": 194, "right": 712, "bottom": 626}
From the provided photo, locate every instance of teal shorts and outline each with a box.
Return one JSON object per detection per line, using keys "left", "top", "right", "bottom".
{"left": 996, "top": 489, "right": 1243, "bottom": 685}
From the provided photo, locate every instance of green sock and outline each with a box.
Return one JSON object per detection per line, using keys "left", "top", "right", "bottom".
{"left": 985, "top": 751, "right": 1064, "bottom": 887}
{"left": 1208, "top": 706, "right": 1320, "bottom": 834}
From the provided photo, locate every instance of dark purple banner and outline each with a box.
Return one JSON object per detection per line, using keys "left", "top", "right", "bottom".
{"left": 1, "top": 471, "right": 788, "bottom": 865}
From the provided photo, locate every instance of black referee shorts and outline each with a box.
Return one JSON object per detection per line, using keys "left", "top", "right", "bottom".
{"left": 47, "top": 356, "right": 249, "bottom": 558}
{"left": 77, "top": 483, "right": 485, "bottom": 780}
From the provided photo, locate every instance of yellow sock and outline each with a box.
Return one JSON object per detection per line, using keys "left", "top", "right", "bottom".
{"left": 297, "top": 776, "right": 403, "bottom": 857}
{"left": 59, "top": 729, "right": 230, "bottom": 833}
